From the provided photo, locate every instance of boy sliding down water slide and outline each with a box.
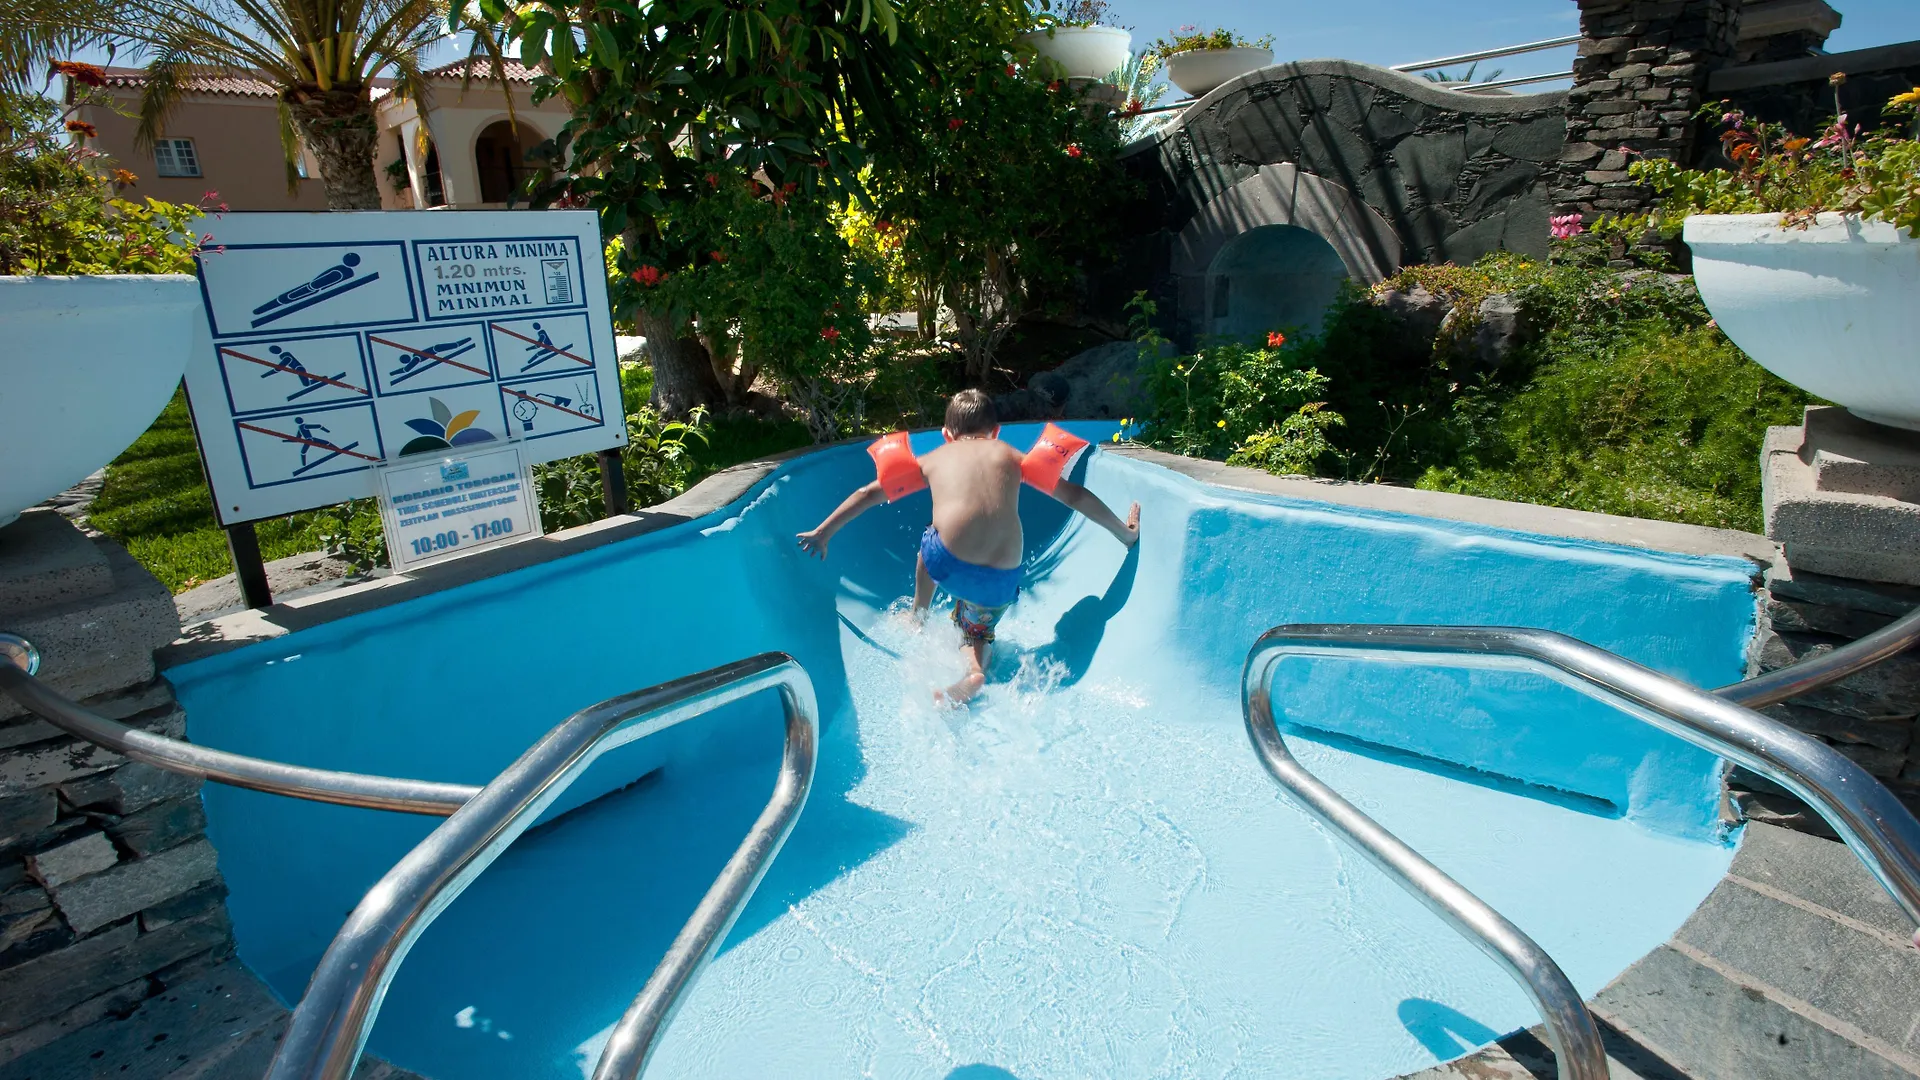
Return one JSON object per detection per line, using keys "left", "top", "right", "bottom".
{"left": 797, "top": 391, "right": 1140, "bottom": 706}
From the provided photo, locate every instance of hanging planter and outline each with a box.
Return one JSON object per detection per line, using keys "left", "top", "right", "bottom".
{"left": 0, "top": 275, "right": 201, "bottom": 525}
{"left": 1686, "top": 213, "right": 1920, "bottom": 430}
{"left": 1163, "top": 46, "right": 1274, "bottom": 97}
{"left": 1020, "top": 26, "right": 1134, "bottom": 82}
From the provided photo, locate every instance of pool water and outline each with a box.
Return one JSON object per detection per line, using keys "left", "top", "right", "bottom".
{"left": 167, "top": 424, "right": 1758, "bottom": 1080}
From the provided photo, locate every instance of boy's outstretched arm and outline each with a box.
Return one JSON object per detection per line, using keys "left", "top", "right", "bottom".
{"left": 1050, "top": 480, "right": 1141, "bottom": 546}
{"left": 797, "top": 481, "right": 886, "bottom": 558}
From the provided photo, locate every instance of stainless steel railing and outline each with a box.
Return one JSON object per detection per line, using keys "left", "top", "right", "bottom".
{"left": 0, "top": 634, "right": 475, "bottom": 816}
{"left": 1718, "top": 603, "right": 1920, "bottom": 710}
{"left": 1390, "top": 35, "right": 1582, "bottom": 73}
{"left": 1243, "top": 638, "right": 1609, "bottom": 1080}
{"left": 1246, "top": 624, "right": 1920, "bottom": 940}
{"left": 264, "top": 652, "right": 818, "bottom": 1080}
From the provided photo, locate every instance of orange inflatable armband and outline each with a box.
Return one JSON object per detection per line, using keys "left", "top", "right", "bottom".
{"left": 868, "top": 431, "right": 927, "bottom": 502}
{"left": 1020, "top": 423, "right": 1091, "bottom": 494}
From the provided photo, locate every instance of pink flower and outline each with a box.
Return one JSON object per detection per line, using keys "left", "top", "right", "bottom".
{"left": 1549, "top": 213, "right": 1586, "bottom": 240}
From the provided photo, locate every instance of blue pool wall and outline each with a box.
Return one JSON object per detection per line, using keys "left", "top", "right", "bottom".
{"left": 166, "top": 421, "right": 1759, "bottom": 1011}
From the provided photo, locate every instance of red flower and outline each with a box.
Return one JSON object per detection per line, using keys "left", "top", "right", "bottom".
{"left": 1047, "top": 80, "right": 1060, "bottom": 91}
{"left": 948, "top": 117, "right": 964, "bottom": 130}
{"left": 64, "top": 120, "right": 98, "bottom": 138}
{"left": 1005, "top": 64, "right": 1016, "bottom": 76}
{"left": 875, "top": 219, "right": 892, "bottom": 232}
{"left": 631, "top": 265, "right": 663, "bottom": 287}
{"left": 1066, "top": 143, "right": 1083, "bottom": 158}
{"left": 710, "top": 250, "right": 726, "bottom": 263}
{"left": 1124, "top": 98, "right": 1143, "bottom": 117}
{"left": 820, "top": 326, "right": 841, "bottom": 341}
{"left": 50, "top": 60, "right": 107, "bottom": 88}
{"left": 1266, "top": 331, "right": 1286, "bottom": 348}
{"left": 705, "top": 172, "right": 719, "bottom": 187}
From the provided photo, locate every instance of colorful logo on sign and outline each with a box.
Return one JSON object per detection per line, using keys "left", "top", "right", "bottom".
{"left": 399, "top": 396, "right": 496, "bottom": 456}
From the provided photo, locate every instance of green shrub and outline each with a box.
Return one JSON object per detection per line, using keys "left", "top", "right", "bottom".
{"left": 1, "top": 89, "right": 213, "bottom": 275}
{"left": 1131, "top": 248, "right": 1811, "bottom": 531}
{"left": 1419, "top": 324, "right": 1807, "bottom": 531}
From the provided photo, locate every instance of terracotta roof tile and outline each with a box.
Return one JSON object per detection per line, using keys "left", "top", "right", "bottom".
{"left": 421, "top": 58, "right": 541, "bottom": 83}
{"left": 97, "top": 65, "right": 279, "bottom": 98}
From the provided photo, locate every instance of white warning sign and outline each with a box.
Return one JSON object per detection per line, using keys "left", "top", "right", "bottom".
{"left": 182, "top": 211, "right": 624, "bottom": 525}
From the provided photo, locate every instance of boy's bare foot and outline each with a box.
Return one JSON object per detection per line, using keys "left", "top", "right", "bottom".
{"left": 936, "top": 671, "right": 986, "bottom": 707}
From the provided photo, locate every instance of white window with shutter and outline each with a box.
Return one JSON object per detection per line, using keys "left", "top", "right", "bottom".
{"left": 154, "top": 138, "right": 201, "bottom": 178}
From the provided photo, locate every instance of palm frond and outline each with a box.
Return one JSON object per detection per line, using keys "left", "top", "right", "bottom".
{"left": 276, "top": 96, "right": 303, "bottom": 195}
{"left": 0, "top": 0, "right": 124, "bottom": 91}
{"left": 133, "top": 48, "right": 192, "bottom": 152}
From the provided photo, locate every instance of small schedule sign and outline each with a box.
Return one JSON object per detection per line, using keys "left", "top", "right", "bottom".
{"left": 376, "top": 442, "right": 541, "bottom": 572}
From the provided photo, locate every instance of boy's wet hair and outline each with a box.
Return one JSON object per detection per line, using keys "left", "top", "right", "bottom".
{"left": 944, "top": 389, "right": 998, "bottom": 436}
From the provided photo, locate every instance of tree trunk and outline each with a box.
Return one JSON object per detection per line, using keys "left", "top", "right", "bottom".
{"left": 285, "top": 85, "right": 382, "bottom": 210}
{"left": 638, "top": 307, "right": 723, "bottom": 417}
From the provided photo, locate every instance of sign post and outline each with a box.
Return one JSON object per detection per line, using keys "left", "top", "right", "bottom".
{"left": 181, "top": 211, "right": 626, "bottom": 603}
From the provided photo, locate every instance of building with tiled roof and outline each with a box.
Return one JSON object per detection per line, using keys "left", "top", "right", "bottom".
{"left": 67, "top": 59, "right": 568, "bottom": 211}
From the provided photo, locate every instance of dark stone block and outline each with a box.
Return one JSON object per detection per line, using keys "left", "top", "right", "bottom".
{"left": 138, "top": 877, "right": 228, "bottom": 933}
{"left": 1460, "top": 162, "right": 1543, "bottom": 223}
{"left": 1494, "top": 117, "right": 1573, "bottom": 162}
{"left": 0, "top": 909, "right": 230, "bottom": 1036}
{"left": 0, "top": 793, "right": 56, "bottom": 850}
{"left": 105, "top": 796, "right": 207, "bottom": 858}
{"left": 1760, "top": 702, "right": 1914, "bottom": 753}
{"left": 57, "top": 763, "right": 200, "bottom": 817}
{"left": 1390, "top": 130, "right": 1468, "bottom": 206}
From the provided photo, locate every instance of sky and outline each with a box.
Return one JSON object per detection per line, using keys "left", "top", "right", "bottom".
{"left": 1109, "top": 0, "right": 1920, "bottom": 93}
{"left": 50, "top": 0, "right": 1920, "bottom": 95}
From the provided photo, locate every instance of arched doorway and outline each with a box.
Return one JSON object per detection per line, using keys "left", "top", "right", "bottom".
{"left": 1206, "top": 224, "right": 1350, "bottom": 340}
{"left": 474, "top": 121, "right": 540, "bottom": 204}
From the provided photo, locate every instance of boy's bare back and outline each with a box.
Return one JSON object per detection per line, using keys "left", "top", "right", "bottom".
{"left": 918, "top": 438, "right": 1025, "bottom": 570}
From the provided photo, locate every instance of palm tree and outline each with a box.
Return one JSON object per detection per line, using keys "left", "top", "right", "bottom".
{"left": 1422, "top": 61, "right": 1504, "bottom": 85}
{"left": 1, "top": 0, "right": 124, "bottom": 90}
{"left": 124, "top": 0, "right": 509, "bottom": 208}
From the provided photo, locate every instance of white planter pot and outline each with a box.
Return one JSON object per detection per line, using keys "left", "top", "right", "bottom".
{"left": 1685, "top": 213, "right": 1920, "bottom": 430}
{"left": 1020, "top": 26, "right": 1133, "bottom": 82}
{"left": 0, "top": 275, "right": 201, "bottom": 526}
{"left": 1164, "top": 46, "right": 1274, "bottom": 98}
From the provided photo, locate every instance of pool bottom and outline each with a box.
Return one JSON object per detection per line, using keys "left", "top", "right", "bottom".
{"left": 363, "top": 605, "right": 1735, "bottom": 1080}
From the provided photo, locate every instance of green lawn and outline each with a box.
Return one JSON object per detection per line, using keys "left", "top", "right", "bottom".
{"left": 90, "top": 387, "right": 818, "bottom": 594}
{"left": 88, "top": 392, "right": 336, "bottom": 592}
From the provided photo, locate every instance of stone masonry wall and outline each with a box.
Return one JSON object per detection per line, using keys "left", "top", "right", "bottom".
{"left": 1732, "top": 565, "right": 1920, "bottom": 835}
{"left": 0, "top": 511, "right": 233, "bottom": 1065}
{"left": 1555, "top": 0, "right": 1741, "bottom": 222}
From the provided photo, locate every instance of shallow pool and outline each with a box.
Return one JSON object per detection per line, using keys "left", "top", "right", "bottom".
{"left": 168, "top": 423, "right": 1759, "bottom": 1079}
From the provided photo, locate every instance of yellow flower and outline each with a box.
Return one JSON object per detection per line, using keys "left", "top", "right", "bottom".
{"left": 1891, "top": 87, "right": 1920, "bottom": 107}
{"left": 1216, "top": 419, "right": 1227, "bottom": 428}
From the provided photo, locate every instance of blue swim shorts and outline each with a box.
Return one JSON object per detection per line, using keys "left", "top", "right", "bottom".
{"left": 920, "top": 527, "right": 1020, "bottom": 644}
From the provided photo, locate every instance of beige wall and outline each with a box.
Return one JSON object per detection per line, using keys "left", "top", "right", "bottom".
{"left": 375, "top": 84, "right": 569, "bottom": 210}
{"left": 79, "top": 90, "right": 328, "bottom": 211}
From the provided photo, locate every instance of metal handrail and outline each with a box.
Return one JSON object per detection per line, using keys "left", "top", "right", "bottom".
{"left": 0, "top": 636, "right": 476, "bottom": 816}
{"left": 265, "top": 652, "right": 818, "bottom": 1080}
{"left": 1453, "top": 70, "right": 1576, "bottom": 93}
{"left": 1717, "top": 603, "right": 1920, "bottom": 710}
{"left": 1391, "top": 34, "right": 1582, "bottom": 73}
{"left": 1243, "top": 644, "right": 1609, "bottom": 1080}
{"left": 1247, "top": 624, "right": 1920, "bottom": 945}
